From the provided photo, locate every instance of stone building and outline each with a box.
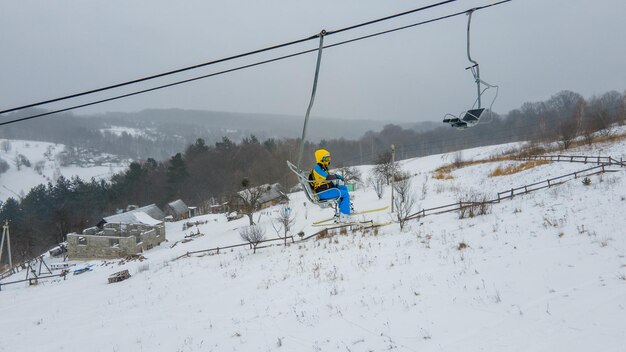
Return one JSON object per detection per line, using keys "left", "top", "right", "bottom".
{"left": 67, "top": 222, "right": 166, "bottom": 260}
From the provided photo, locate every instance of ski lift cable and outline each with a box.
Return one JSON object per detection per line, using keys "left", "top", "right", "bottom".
{"left": 0, "top": 0, "right": 462, "bottom": 116}
{"left": 0, "top": 0, "right": 513, "bottom": 127}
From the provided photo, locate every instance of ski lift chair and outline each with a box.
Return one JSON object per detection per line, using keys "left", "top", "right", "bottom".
{"left": 286, "top": 160, "right": 339, "bottom": 211}
{"left": 443, "top": 108, "right": 485, "bottom": 129}
{"left": 442, "top": 10, "right": 498, "bottom": 130}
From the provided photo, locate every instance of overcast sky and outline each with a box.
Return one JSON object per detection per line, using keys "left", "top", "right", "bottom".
{"left": 0, "top": 0, "right": 624, "bottom": 124}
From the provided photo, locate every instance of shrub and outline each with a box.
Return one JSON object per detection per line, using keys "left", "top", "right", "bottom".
{"left": 0, "top": 158, "right": 9, "bottom": 174}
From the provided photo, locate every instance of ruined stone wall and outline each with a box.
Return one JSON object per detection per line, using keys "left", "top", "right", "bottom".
{"left": 67, "top": 233, "right": 138, "bottom": 260}
{"left": 67, "top": 222, "right": 167, "bottom": 260}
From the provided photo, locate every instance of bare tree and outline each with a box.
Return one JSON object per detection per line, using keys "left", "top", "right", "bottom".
{"left": 335, "top": 166, "right": 362, "bottom": 183}
{"left": 14, "top": 152, "right": 22, "bottom": 171}
{"left": 558, "top": 120, "right": 577, "bottom": 150}
{"left": 273, "top": 205, "right": 295, "bottom": 245}
{"left": 1, "top": 140, "right": 11, "bottom": 153}
{"left": 367, "top": 174, "right": 385, "bottom": 200}
{"left": 239, "top": 225, "right": 266, "bottom": 253}
{"left": 373, "top": 151, "right": 398, "bottom": 185}
{"left": 231, "top": 179, "right": 269, "bottom": 225}
{"left": 392, "top": 171, "right": 416, "bottom": 231}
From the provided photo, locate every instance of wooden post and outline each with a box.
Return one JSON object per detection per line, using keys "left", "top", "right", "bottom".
{"left": 390, "top": 144, "right": 396, "bottom": 213}
{"left": 547, "top": 179, "right": 551, "bottom": 187}
{"left": 510, "top": 189, "right": 514, "bottom": 199}
{"left": 0, "top": 221, "right": 13, "bottom": 272}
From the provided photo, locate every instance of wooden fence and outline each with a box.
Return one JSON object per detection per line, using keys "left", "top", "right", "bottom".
{"left": 408, "top": 161, "right": 621, "bottom": 221}
{"left": 516, "top": 154, "right": 625, "bottom": 167}
{"left": 174, "top": 221, "right": 386, "bottom": 261}
{"left": 174, "top": 236, "right": 295, "bottom": 261}
{"left": 0, "top": 272, "right": 68, "bottom": 291}
{"left": 496, "top": 164, "right": 611, "bottom": 201}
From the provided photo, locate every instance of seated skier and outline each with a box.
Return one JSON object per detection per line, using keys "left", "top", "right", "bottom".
{"left": 309, "top": 149, "right": 351, "bottom": 222}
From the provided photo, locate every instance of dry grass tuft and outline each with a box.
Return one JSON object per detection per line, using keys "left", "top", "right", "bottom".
{"left": 433, "top": 157, "right": 510, "bottom": 180}
{"left": 489, "top": 160, "right": 550, "bottom": 177}
{"left": 433, "top": 170, "right": 454, "bottom": 180}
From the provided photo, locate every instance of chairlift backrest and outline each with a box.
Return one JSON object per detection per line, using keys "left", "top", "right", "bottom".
{"left": 286, "top": 160, "right": 337, "bottom": 208}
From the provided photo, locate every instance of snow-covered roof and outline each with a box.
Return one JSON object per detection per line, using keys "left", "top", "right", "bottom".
{"left": 132, "top": 211, "right": 163, "bottom": 226}
{"left": 166, "top": 199, "right": 190, "bottom": 215}
{"left": 237, "top": 183, "right": 287, "bottom": 204}
{"left": 102, "top": 204, "right": 165, "bottom": 225}
{"left": 258, "top": 183, "right": 287, "bottom": 204}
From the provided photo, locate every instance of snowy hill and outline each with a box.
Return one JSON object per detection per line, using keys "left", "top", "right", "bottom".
{"left": 1, "top": 137, "right": 625, "bottom": 352}
{"left": 0, "top": 138, "right": 129, "bottom": 201}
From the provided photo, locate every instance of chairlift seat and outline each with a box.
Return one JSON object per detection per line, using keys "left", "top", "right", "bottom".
{"left": 461, "top": 108, "right": 485, "bottom": 123}
{"left": 286, "top": 160, "right": 339, "bottom": 208}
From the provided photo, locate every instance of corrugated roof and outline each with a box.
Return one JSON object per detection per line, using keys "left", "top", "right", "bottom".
{"left": 103, "top": 204, "right": 165, "bottom": 225}
{"left": 258, "top": 183, "right": 287, "bottom": 204}
{"left": 167, "top": 199, "right": 190, "bottom": 215}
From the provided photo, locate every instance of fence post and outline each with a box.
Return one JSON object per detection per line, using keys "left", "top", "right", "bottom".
{"left": 216, "top": 247, "right": 220, "bottom": 254}
{"left": 584, "top": 156, "right": 588, "bottom": 164}
{"left": 547, "top": 179, "right": 551, "bottom": 187}
{"left": 524, "top": 186, "right": 528, "bottom": 193}
{"left": 510, "top": 189, "right": 514, "bottom": 198}
{"left": 557, "top": 155, "right": 561, "bottom": 161}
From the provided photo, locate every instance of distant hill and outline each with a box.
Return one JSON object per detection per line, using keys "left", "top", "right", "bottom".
{"left": 94, "top": 108, "right": 407, "bottom": 142}
{"left": 1, "top": 108, "right": 415, "bottom": 160}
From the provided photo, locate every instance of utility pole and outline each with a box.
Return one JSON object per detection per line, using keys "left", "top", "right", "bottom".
{"left": 1, "top": 220, "right": 13, "bottom": 271}
{"left": 390, "top": 144, "right": 396, "bottom": 213}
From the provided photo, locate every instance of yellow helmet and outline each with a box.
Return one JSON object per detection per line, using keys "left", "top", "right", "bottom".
{"left": 314, "top": 149, "right": 331, "bottom": 166}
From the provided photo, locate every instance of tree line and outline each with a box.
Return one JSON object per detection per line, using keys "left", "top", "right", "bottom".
{"left": 0, "top": 89, "right": 623, "bottom": 262}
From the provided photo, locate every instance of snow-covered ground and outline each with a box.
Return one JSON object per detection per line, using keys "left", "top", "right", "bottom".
{"left": 0, "top": 139, "right": 129, "bottom": 201}
{"left": 1, "top": 138, "right": 625, "bottom": 352}
{"left": 100, "top": 126, "right": 158, "bottom": 140}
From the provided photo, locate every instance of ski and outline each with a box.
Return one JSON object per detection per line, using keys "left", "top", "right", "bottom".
{"left": 312, "top": 220, "right": 392, "bottom": 228}
{"left": 312, "top": 205, "right": 390, "bottom": 225}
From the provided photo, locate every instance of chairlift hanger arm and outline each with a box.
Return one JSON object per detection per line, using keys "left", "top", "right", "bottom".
{"left": 466, "top": 9, "right": 481, "bottom": 109}
{"left": 296, "top": 30, "right": 326, "bottom": 170}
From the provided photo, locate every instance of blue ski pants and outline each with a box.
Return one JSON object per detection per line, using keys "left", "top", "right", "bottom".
{"left": 317, "top": 185, "right": 351, "bottom": 215}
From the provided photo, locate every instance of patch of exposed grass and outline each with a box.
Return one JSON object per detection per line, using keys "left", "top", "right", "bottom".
{"left": 433, "top": 170, "right": 454, "bottom": 180}
{"left": 433, "top": 156, "right": 509, "bottom": 180}
{"left": 489, "top": 160, "right": 551, "bottom": 177}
